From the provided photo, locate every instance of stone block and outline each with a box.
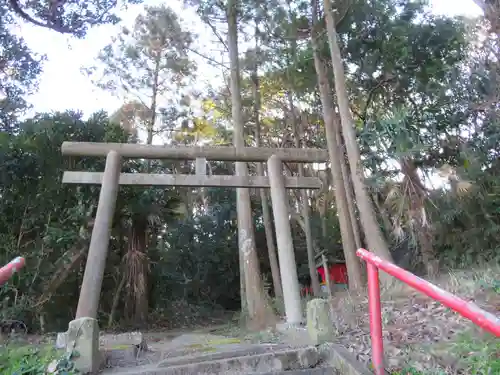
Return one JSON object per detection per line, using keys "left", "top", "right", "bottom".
{"left": 104, "top": 344, "right": 139, "bottom": 367}
{"left": 56, "top": 332, "right": 67, "bottom": 349}
{"left": 157, "top": 346, "right": 319, "bottom": 374}
{"left": 319, "top": 343, "right": 373, "bottom": 375}
{"left": 296, "top": 346, "right": 319, "bottom": 368}
{"left": 64, "top": 317, "right": 101, "bottom": 374}
{"left": 306, "top": 299, "right": 335, "bottom": 345}
{"left": 100, "top": 331, "right": 147, "bottom": 350}
{"left": 275, "top": 322, "right": 312, "bottom": 347}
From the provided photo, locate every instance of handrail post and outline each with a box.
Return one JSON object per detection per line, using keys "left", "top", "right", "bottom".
{"left": 367, "top": 262, "right": 385, "bottom": 375}
{"left": 358, "top": 247, "right": 500, "bottom": 375}
{"left": 357, "top": 248, "right": 500, "bottom": 337}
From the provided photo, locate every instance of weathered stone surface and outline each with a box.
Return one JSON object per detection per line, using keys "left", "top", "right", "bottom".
{"left": 319, "top": 343, "right": 373, "bottom": 375}
{"left": 102, "top": 364, "right": 338, "bottom": 375}
{"left": 64, "top": 317, "right": 101, "bottom": 373}
{"left": 156, "top": 346, "right": 319, "bottom": 374}
{"left": 56, "top": 332, "right": 67, "bottom": 349}
{"left": 61, "top": 142, "right": 330, "bottom": 163}
{"left": 100, "top": 331, "right": 147, "bottom": 350}
{"left": 307, "top": 299, "right": 335, "bottom": 345}
{"left": 157, "top": 343, "right": 286, "bottom": 364}
{"left": 275, "top": 322, "right": 312, "bottom": 347}
{"left": 57, "top": 330, "right": 147, "bottom": 352}
{"left": 104, "top": 345, "right": 139, "bottom": 368}
{"left": 296, "top": 346, "right": 319, "bottom": 368}
{"left": 62, "top": 172, "right": 322, "bottom": 190}
{"left": 257, "top": 367, "right": 338, "bottom": 375}
{"left": 168, "top": 333, "right": 237, "bottom": 347}
{"left": 268, "top": 155, "right": 303, "bottom": 325}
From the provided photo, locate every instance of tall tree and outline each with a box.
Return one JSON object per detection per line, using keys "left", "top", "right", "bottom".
{"left": 284, "top": 18, "right": 321, "bottom": 296}
{"left": 311, "top": 0, "right": 364, "bottom": 290}
{"left": 321, "top": 0, "right": 395, "bottom": 274}
{"left": 85, "top": 5, "right": 196, "bottom": 325}
{"left": 249, "top": 36, "right": 283, "bottom": 299}
{"left": 7, "top": 0, "right": 142, "bottom": 37}
{"left": 0, "top": 2, "right": 43, "bottom": 131}
{"left": 86, "top": 4, "right": 196, "bottom": 145}
{"left": 336, "top": 124, "right": 362, "bottom": 250}
{"left": 227, "top": 0, "right": 274, "bottom": 328}
{"left": 473, "top": 0, "right": 500, "bottom": 36}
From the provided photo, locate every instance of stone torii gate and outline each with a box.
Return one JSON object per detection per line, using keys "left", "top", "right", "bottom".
{"left": 59, "top": 141, "right": 329, "bottom": 372}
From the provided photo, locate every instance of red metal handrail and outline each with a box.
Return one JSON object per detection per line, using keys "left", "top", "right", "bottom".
{"left": 356, "top": 248, "right": 500, "bottom": 375}
{"left": 0, "top": 257, "right": 25, "bottom": 287}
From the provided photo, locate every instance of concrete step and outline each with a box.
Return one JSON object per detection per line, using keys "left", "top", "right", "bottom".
{"left": 156, "top": 344, "right": 302, "bottom": 367}
{"left": 157, "top": 346, "right": 319, "bottom": 375}
{"left": 256, "top": 366, "right": 338, "bottom": 375}
{"left": 102, "top": 346, "right": 321, "bottom": 375}
{"left": 104, "top": 364, "right": 337, "bottom": 375}
{"left": 102, "top": 343, "right": 372, "bottom": 375}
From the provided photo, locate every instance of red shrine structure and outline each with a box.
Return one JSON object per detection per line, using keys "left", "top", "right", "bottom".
{"left": 300, "top": 254, "right": 348, "bottom": 296}
{"left": 317, "top": 263, "right": 348, "bottom": 285}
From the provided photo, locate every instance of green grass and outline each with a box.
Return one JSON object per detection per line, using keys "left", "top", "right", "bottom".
{"left": 452, "top": 331, "right": 500, "bottom": 375}
{"left": 390, "top": 368, "right": 427, "bottom": 375}
{"left": 0, "top": 344, "right": 79, "bottom": 375}
{"left": 390, "top": 331, "right": 500, "bottom": 375}
{"left": 390, "top": 368, "right": 449, "bottom": 375}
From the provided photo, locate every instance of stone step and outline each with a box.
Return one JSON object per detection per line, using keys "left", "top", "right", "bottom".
{"left": 103, "top": 346, "right": 320, "bottom": 375}
{"left": 156, "top": 344, "right": 294, "bottom": 367}
{"left": 256, "top": 367, "right": 338, "bottom": 375}
{"left": 160, "top": 346, "right": 319, "bottom": 375}
{"left": 105, "top": 364, "right": 337, "bottom": 375}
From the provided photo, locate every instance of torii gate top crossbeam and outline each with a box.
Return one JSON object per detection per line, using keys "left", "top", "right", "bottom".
{"left": 61, "top": 142, "right": 329, "bottom": 163}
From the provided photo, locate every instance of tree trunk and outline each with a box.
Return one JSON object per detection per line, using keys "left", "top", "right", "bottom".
{"left": 322, "top": 0, "right": 394, "bottom": 278}
{"left": 125, "top": 218, "right": 149, "bottom": 326}
{"left": 472, "top": 0, "right": 500, "bottom": 37}
{"left": 290, "top": 98, "right": 321, "bottom": 297}
{"left": 372, "top": 194, "right": 393, "bottom": 237}
{"left": 257, "top": 175, "right": 283, "bottom": 299}
{"left": 227, "top": 0, "right": 274, "bottom": 328}
{"left": 252, "top": 69, "right": 283, "bottom": 299}
{"left": 335, "top": 115, "right": 362, "bottom": 249}
{"left": 311, "top": 1, "right": 363, "bottom": 290}
{"left": 147, "top": 57, "right": 160, "bottom": 146}
{"left": 108, "top": 272, "right": 126, "bottom": 328}
{"left": 400, "top": 158, "right": 438, "bottom": 276}
{"left": 126, "top": 57, "right": 160, "bottom": 326}
{"left": 285, "top": 30, "right": 320, "bottom": 296}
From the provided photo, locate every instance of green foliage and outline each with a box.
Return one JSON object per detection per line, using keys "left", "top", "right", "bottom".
{"left": 6, "top": 0, "right": 143, "bottom": 37}
{"left": 453, "top": 332, "right": 500, "bottom": 375}
{"left": 0, "top": 111, "right": 130, "bottom": 331}
{"left": 0, "top": 345, "right": 78, "bottom": 375}
{"left": 153, "top": 213, "right": 240, "bottom": 308}
{"left": 1, "top": 0, "right": 499, "bottom": 341}
{"left": 0, "top": 3, "right": 44, "bottom": 131}
{"left": 390, "top": 367, "right": 427, "bottom": 375}
{"left": 84, "top": 4, "right": 196, "bottom": 138}
{"left": 432, "top": 170, "right": 500, "bottom": 266}
{"left": 390, "top": 332, "right": 500, "bottom": 375}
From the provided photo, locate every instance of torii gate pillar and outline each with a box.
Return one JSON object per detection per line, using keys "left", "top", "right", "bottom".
{"left": 76, "top": 150, "right": 122, "bottom": 319}
{"left": 267, "top": 155, "right": 303, "bottom": 325}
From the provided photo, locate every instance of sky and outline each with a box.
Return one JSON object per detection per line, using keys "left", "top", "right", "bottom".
{"left": 16, "top": 0, "right": 483, "bottom": 117}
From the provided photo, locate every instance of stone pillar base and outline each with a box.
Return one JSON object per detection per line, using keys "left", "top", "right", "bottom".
{"left": 306, "top": 298, "right": 335, "bottom": 345}
{"left": 62, "top": 317, "right": 101, "bottom": 373}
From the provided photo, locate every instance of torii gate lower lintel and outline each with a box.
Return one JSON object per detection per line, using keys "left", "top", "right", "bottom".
{"left": 61, "top": 143, "right": 323, "bottom": 372}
